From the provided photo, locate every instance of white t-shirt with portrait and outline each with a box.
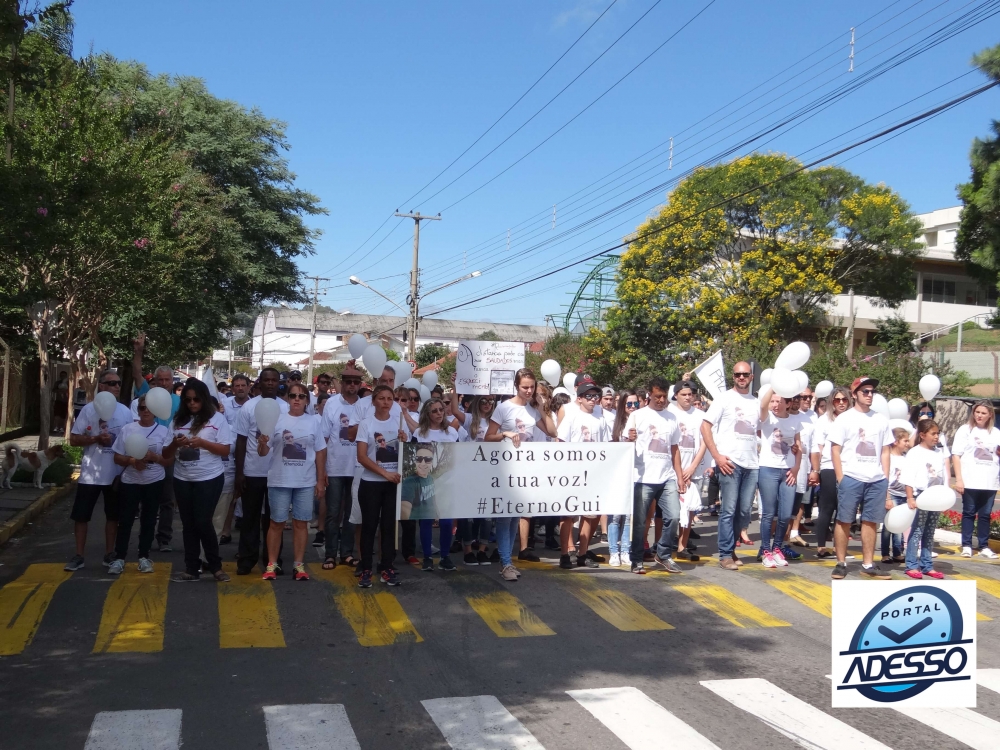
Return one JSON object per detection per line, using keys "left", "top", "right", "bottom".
{"left": 321, "top": 395, "right": 359, "bottom": 478}
{"left": 356, "top": 413, "right": 410, "bottom": 482}
{"left": 349, "top": 394, "right": 402, "bottom": 427}
{"left": 172, "top": 411, "right": 231, "bottom": 482}
{"left": 702, "top": 389, "right": 760, "bottom": 469}
{"left": 758, "top": 413, "right": 801, "bottom": 470}
{"left": 951, "top": 424, "right": 1000, "bottom": 491}
{"left": 266, "top": 413, "right": 325, "bottom": 488}
{"left": 461, "top": 411, "right": 492, "bottom": 442}
{"left": 668, "top": 403, "right": 704, "bottom": 475}
{"left": 828, "top": 408, "right": 894, "bottom": 483}
{"left": 888, "top": 452, "right": 908, "bottom": 497}
{"left": 811, "top": 414, "right": 835, "bottom": 471}
{"left": 557, "top": 405, "right": 609, "bottom": 443}
{"left": 491, "top": 400, "right": 542, "bottom": 443}
{"left": 235, "top": 396, "right": 291, "bottom": 478}
{"left": 412, "top": 425, "right": 461, "bottom": 443}
{"left": 625, "top": 406, "right": 681, "bottom": 485}
{"left": 112, "top": 422, "right": 171, "bottom": 485}
{"left": 73, "top": 401, "right": 134, "bottom": 485}
{"left": 903, "top": 444, "right": 949, "bottom": 493}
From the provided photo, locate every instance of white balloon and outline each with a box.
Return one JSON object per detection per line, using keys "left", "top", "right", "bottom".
{"left": 883, "top": 503, "right": 916, "bottom": 534}
{"left": 793, "top": 370, "right": 809, "bottom": 394}
{"left": 422, "top": 371, "right": 438, "bottom": 389}
{"left": 770, "top": 368, "right": 800, "bottom": 399}
{"left": 552, "top": 386, "right": 570, "bottom": 397}
{"left": 124, "top": 433, "right": 149, "bottom": 460}
{"left": 348, "top": 333, "right": 368, "bottom": 358}
{"left": 919, "top": 374, "right": 941, "bottom": 402}
{"left": 145, "top": 387, "right": 173, "bottom": 421}
{"left": 394, "top": 360, "right": 413, "bottom": 383}
{"left": 871, "top": 393, "right": 890, "bottom": 418}
{"left": 540, "top": 359, "right": 562, "bottom": 387}
{"left": 887, "top": 398, "right": 909, "bottom": 420}
{"left": 403, "top": 378, "right": 420, "bottom": 390}
{"left": 775, "top": 341, "right": 810, "bottom": 371}
{"left": 361, "top": 344, "right": 387, "bottom": 379}
{"left": 760, "top": 368, "right": 773, "bottom": 386}
{"left": 94, "top": 391, "right": 117, "bottom": 421}
{"left": 254, "top": 398, "right": 280, "bottom": 437}
{"left": 916, "top": 484, "right": 957, "bottom": 512}
{"left": 419, "top": 384, "right": 431, "bottom": 403}
{"left": 814, "top": 380, "right": 833, "bottom": 399}
{"left": 563, "top": 372, "right": 577, "bottom": 390}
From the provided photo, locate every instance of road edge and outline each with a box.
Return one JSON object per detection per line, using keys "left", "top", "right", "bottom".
{"left": 0, "top": 481, "right": 76, "bottom": 547}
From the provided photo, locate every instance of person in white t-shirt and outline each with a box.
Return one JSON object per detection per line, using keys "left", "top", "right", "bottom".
{"left": 668, "top": 380, "right": 707, "bottom": 564}
{"left": 218, "top": 373, "right": 251, "bottom": 546}
{"left": 171, "top": 378, "right": 233, "bottom": 582}
{"left": 755, "top": 385, "right": 802, "bottom": 568}
{"left": 448, "top": 390, "right": 497, "bottom": 564}
{"left": 903, "top": 418, "right": 951, "bottom": 579}
{"left": 782, "top": 391, "right": 813, "bottom": 556}
{"left": 951, "top": 400, "right": 1000, "bottom": 558}
{"left": 625, "top": 377, "right": 687, "bottom": 575}
{"left": 809, "top": 385, "right": 851, "bottom": 557}
{"left": 257, "top": 382, "right": 327, "bottom": 582}
{"left": 700, "top": 361, "right": 759, "bottom": 571}
{"left": 828, "top": 376, "right": 894, "bottom": 580}
{"left": 485, "top": 368, "right": 557, "bottom": 582}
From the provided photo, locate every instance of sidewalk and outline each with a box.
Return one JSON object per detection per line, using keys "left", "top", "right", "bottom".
{"left": 0, "top": 434, "right": 75, "bottom": 545}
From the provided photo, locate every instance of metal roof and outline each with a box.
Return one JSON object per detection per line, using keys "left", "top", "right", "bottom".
{"left": 267, "top": 309, "right": 550, "bottom": 341}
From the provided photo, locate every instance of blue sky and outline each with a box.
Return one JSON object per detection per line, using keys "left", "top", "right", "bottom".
{"left": 72, "top": 0, "right": 1000, "bottom": 328}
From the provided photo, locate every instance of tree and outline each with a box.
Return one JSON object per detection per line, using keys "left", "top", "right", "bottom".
{"left": 583, "top": 153, "right": 921, "bottom": 387}
{"left": 415, "top": 344, "right": 449, "bottom": 368}
{"left": 874, "top": 315, "right": 914, "bottom": 356}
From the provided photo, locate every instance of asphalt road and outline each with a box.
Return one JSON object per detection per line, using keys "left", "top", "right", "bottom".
{"left": 1, "top": 494, "right": 999, "bottom": 750}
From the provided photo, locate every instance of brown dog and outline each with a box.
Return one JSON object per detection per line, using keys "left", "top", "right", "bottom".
{"left": 1, "top": 444, "right": 66, "bottom": 489}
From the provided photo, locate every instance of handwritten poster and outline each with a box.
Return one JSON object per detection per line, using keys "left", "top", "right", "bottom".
{"left": 455, "top": 340, "right": 525, "bottom": 395}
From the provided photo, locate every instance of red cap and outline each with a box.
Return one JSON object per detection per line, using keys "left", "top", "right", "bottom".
{"left": 850, "top": 376, "right": 879, "bottom": 393}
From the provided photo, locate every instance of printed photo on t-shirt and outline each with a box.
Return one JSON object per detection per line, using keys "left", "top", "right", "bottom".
{"left": 579, "top": 424, "right": 594, "bottom": 442}
{"left": 648, "top": 425, "right": 669, "bottom": 455}
{"left": 374, "top": 432, "right": 399, "bottom": 463}
{"left": 973, "top": 437, "right": 993, "bottom": 461}
{"left": 678, "top": 423, "right": 696, "bottom": 449}
{"left": 281, "top": 429, "right": 308, "bottom": 460}
{"left": 856, "top": 428, "right": 877, "bottom": 457}
{"left": 927, "top": 464, "right": 943, "bottom": 486}
{"left": 889, "top": 467, "right": 905, "bottom": 494}
{"left": 770, "top": 429, "right": 790, "bottom": 456}
{"left": 515, "top": 418, "right": 534, "bottom": 442}
{"left": 733, "top": 407, "right": 756, "bottom": 436}
{"left": 338, "top": 413, "right": 351, "bottom": 440}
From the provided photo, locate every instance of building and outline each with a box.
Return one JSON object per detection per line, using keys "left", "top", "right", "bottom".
{"left": 252, "top": 309, "right": 551, "bottom": 367}
{"left": 823, "top": 206, "right": 997, "bottom": 352}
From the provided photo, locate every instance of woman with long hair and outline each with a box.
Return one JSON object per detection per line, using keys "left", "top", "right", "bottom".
{"left": 171, "top": 378, "right": 232, "bottom": 582}
{"left": 607, "top": 390, "right": 639, "bottom": 566}
{"left": 811, "top": 385, "right": 851, "bottom": 558}
{"left": 449, "top": 387, "right": 497, "bottom": 564}
{"left": 951, "top": 399, "right": 1000, "bottom": 558}
{"left": 256, "top": 381, "right": 327, "bottom": 581}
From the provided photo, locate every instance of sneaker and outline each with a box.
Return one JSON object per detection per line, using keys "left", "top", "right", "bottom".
{"left": 405, "top": 555, "right": 420, "bottom": 565}
{"left": 358, "top": 569, "right": 373, "bottom": 588}
{"left": 831, "top": 562, "right": 848, "bottom": 579}
{"left": 156, "top": 541, "right": 172, "bottom": 552}
{"left": 262, "top": 564, "right": 277, "bottom": 581}
{"left": 762, "top": 551, "right": 776, "bottom": 569}
{"left": 292, "top": 563, "right": 310, "bottom": 581}
{"left": 138, "top": 558, "right": 154, "bottom": 574}
{"left": 860, "top": 564, "right": 891, "bottom": 580}
{"left": 273, "top": 563, "right": 284, "bottom": 576}
{"left": 108, "top": 559, "right": 125, "bottom": 575}
{"left": 585, "top": 551, "right": 606, "bottom": 563}
{"left": 780, "top": 545, "right": 801, "bottom": 561}
{"left": 421, "top": 557, "right": 434, "bottom": 572}
{"left": 931, "top": 551, "right": 939, "bottom": 558}
{"left": 476, "top": 550, "right": 490, "bottom": 564}
{"left": 979, "top": 548, "right": 999, "bottom": 559}
{"left": 102, "top": 552, "right": 115, "bottom": 568}
{"left": 675, "top": 549, "right": 700, "bottom": 562}
{"left": 905, "top": 569, "right": 923, "bottom": 579}
{"left": 772, "top": 548, "right": 789, "bottom": 567}
{"left": 620, "top": 552, "right": 631, "bottom": 566}
{"left": 653, "top": 555, "right": 681, "bottom": 573}
{"left": 312, "top": 531, "right": 325, "bottom": 548}
{"left": 719, "top": 557, "right": 738, "bottom": 571}
{"left": 559, "top": 554, "right": 574, "bottom": 569}
{"left": 925, "top": 569, "right": 945, "bottom": 579}
{"left": 174, "top": 571, "right": 200, "bottom": 582}
{"left": 439, "top": 556, "right": 456, "bottom": 571}
{"left": 517, "top": 549, "right": 540, "bottom": 562}
{"left": 501, "top": 565, "right": 518, "bottom": 582}
{"left": 577, "top": 555, "right": 598, "bottom": 568}
{"left": 962, "top": 546, "right": 974, "bottom": 557}
{"left": 381, "top": 568, "right": 401, "bottom": 586}
{"left": 689, "top": 530, "right": 701, "bottom": 540}
{"left": 608, "top": 553, "right": 621, "bottom": 567}
{"left": 64, "top": 555, "right": 84, "bottom": 571}
{"left": 490, "top": 549, "right": 501, "bottom": 564}
{"left": 463, "top": 552, "right": 479, "bottom": 566}
{"left": 213, "top": 569, "right": 231, "bottom": 582}
{"left": 510, "top": 564, "right": 522, "bottom": 578}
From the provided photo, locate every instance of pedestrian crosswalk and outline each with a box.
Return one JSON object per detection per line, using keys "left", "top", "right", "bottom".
{"left": 2, "top": 556, "right": 999, "bottom": 656}
{"left": 81, "top": 672, "right": 1000, "bottom": 749}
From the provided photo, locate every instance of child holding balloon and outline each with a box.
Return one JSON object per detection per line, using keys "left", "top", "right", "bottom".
{"left": 902, "top": 419, "right": 949, "bottom": 579}
{"left": 880, "top": 427, "right": 911, "bottom": 565}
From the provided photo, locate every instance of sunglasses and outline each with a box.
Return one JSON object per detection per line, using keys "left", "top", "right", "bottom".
{"left": 582, "top": 393, "right": 601, "bottom": 401}
{"left": 415, "top": 456, "right": 433, "bottom": 464}
{"left": 857, "top": 388, "right": 876, "bottom": 396}
{"left": 184, "top": 396, "right": 201, "bottom": 404}
{"left": 408, "top": 396, "right": 420, "bottom": 402}
{"left": 626, "top": 401, "right": 640, "bottom": 409}
{"left": 342, "top": 377, "right": 362, "bottom": 385}
{"left": 920, "top": 410, "right": 934, "bottom": 417}
{"left": 481, "top": 399, "right": 495, "bottom": 405}
{"left": 733, "top": 372, "right": 752, "bottom": 378}
{"left": 832, "top": 397, "right": 849, "bottom": 404}
{"left": 102, "top": 380, "right": 122, "bottom": 387}
{"left": 288, "top": 393, "right": 308, "bottom": 401}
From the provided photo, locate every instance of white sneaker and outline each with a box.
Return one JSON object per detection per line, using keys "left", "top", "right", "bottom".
{"left": 609, "top": 553, "right": 621, "bottom": 567}
{"left": 501, "top": 565, "right": 518, "bottom": 582}
{"left": 108, "top": 559, "right": 125, "bottom": 575}
{"left": 762, "top": 551, "right": 776, "bottom": 568}
{"left": 931, "top": 551, "right": 939, "bottom": 558}
{"left": 978, "top": 547, "right": 999, "bottom": 559}
{"left": 138, "top": 557, "right": 154, "bottom": 573}
{"left": 620, "top": 552, "right": 631, "bottom": 566}
{"left": 962, "top": 546, "right": 973, "bottom": 558}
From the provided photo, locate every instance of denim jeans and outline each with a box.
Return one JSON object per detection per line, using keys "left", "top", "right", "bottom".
{"left": 757, "top": 466, "right": 795, "bottom": 552}
{"left": 961, "top": 488, "right": 996, "bottom": 549}
{"left": 881, "top": 494, "right": 907, "bottom": 557}
{"left": 324, "top": 476, "right": 355, "bottom": 560}
{"left": 717, "top": 464, "right": 759, "bottom": 558}
{"left": 607, "top": 514, "right": 631, "bottom": 555}
{"left": 420, "top": 518, "right": 454, "bottom": 559}
{"left": 905, "top": 507, "right": 939, "bottom": 573}
{"left": 495, "top": 517, "right": 519, "bottom": 567}
{"left": 629, "top": 480, "right": 680, "bottom": 560}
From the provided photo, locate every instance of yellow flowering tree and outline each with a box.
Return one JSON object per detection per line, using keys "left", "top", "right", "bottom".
{"left": 583, "top": 154, "right": 922, "bottom": 386}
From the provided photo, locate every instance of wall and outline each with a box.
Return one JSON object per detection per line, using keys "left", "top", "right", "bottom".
{"left": 922, "top": 351, "right": 999, "bottom": 379}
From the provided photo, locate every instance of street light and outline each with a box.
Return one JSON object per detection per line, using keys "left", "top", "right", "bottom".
{"left": 349, "top": 276, "right": 407, "bottom": 314}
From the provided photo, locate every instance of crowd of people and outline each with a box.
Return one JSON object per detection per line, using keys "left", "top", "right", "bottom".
{"left": 63, "top": 338, "right": 999, "bottom": 588}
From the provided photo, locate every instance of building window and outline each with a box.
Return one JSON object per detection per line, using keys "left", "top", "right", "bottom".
{"left": 924, "top": 231, "right": 938, "bottom": 247}
{"left": 922, "top": 277, "right": 955, "bottom": 303}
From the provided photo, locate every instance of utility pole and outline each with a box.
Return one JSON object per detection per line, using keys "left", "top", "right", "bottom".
{"left": 227, "top": 330, "right": 234, "bottom": 378}
{"left": 304, "top": 275, "right": 329, "bottom": 386}
{"left": 395, "top": 211, "right": 441, "bottom": 361}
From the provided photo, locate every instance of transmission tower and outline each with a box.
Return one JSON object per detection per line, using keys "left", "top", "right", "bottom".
{"left": 551, "top": 255, "right": 620, "bottom": 334}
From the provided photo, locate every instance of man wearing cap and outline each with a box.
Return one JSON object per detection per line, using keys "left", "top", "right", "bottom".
{"left": 556, "top": 376, "right": 610, "bottom": 568}
{"left": 668, "top": 379, "right": 707, "bottom": 562}
{"left": 827, "top": 376, "right": 894, "bottom": 579}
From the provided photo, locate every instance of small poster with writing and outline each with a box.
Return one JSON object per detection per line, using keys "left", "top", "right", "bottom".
{"left": 456, "top": 340, "right": 525, "bottom": 395}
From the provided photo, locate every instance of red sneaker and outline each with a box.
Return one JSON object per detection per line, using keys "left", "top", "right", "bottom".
{"left": 293, "top": 563, "right": 310, "bottom": 581}
{"left": 925, "top": 570, "right": 944, "bottom": 579}
{"left": 262, "top": 563, "right": 277, "bottom": 581}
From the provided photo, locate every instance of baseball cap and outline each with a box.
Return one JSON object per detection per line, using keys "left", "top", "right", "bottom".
{"left": 601, "top": 386, "right": 615, "bottom": 397}
{"left": 671, "top": 379, "right": 698, "bottom": 400}
{"left": 850, "top": 376, "right": 879, "bottom": 393}
{"left": 576, "top": 375, "right": 600, "bottom": 397}
{"left": 288, "top": 370, "right": 303, "bottom": 379}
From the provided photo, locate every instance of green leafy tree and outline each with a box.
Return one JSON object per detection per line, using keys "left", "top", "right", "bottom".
{"left": 874, "top": 315, "right": 914, "bottom": 356}
{"left": 415, "top": 344, "right": 450, "bottom": 368}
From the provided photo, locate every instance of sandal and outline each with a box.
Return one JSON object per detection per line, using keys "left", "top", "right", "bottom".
{"left": 322, "top": 557, "right": 337, "bottom": 570}
{"left": 340, "top": 555, "right": 358, "bottom": 567}
{"left": 816, "top": 548, "right": 833, "bottom": 558}
{"left": 213, "top": 569, "right": 231, "bottom": 582}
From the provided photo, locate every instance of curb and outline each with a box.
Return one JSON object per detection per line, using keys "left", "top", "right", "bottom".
{"left": 934, "top": 526, "right": 1000, "bottom": 553}
{"left": 0, "top": 481, "right": 76, "bottom": 547}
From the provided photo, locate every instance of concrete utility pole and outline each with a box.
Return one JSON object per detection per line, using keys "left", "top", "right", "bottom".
{"left": 304, "top": 275, "right": 329, "bottom": 386}
{"left": 395, "top": 211, "right": 441, "bottom": 361}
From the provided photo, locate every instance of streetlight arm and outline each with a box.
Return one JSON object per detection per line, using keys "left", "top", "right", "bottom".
{"left": 349, "top": 276, "right": 407, "bottom": 314}
{"left": 421, "top": 270, "right": 482, "bottom": 300}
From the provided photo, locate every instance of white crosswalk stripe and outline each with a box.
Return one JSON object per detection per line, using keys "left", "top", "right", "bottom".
{"left": 83, "top": 709, "right": 182, "bottom": 750}
{"left": 263, "top": 704, "right": 360, "bottom": 750}
{"left": 979, "top": 668, "right": 1000, "bottom": 695}
{"left": 421, "top": 695, "right": 545, "bottom": 750}
{"left": 567, "top": 686, "right": 720, "bottom": 750}
{"left": 893, "top": 706, "right": 1000, "bottom": 750}
{"left": 700, "top": 678, "right": 892, "bottom": 750}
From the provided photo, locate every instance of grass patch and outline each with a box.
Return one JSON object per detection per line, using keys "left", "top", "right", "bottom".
{"left": 922, "top": 325, "right": 1000, "bottom": 351}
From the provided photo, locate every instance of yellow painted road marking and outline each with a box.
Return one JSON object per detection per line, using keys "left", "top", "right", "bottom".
{"left": 977, "top": 612, "right": 992, "bottom": 621}
{"left": 217, "top": 562, "right": 285, "bottom": 648}
{"left": 0, "top": 564, "right": 72, "bottom": 655}
{"left": 93, "top": 563, "right": 171, "bottom": 653}
{"left": 560, "top": 576, "right": 672, "bottom": 632}
{"left": 952, "top": 572, "right": 1000, "bottom": 601}
{"left": 760, "top": 574, "right": 832, "bottom": 618}
{"left": 310, "top": 565, "right": 422, "bottom": 647}
{"left": 465, "top": 591, "right": 556, "bottom": 637}
{"left": 672, "top": 583, "right": 790, "bottom": 628}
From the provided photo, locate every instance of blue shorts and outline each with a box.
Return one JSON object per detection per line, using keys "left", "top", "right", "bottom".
{"left": 836, "top": 475, "right": 888, "bottom": 524}
{"left": 268, "top": 486, "right": 313, "bottom": 523}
